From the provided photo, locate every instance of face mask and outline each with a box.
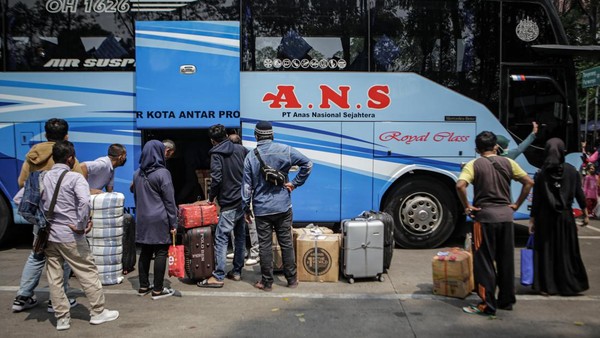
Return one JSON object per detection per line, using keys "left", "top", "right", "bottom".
{"left": 121, "top": 157, "right": 127, "bottom": 167}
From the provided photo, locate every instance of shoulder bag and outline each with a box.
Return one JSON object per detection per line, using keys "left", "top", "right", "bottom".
{"left": 33, "top": 170, "right": 68, "bottom": 255}
{"left": 254, "top": 148, "right": 287, "bottom": 186}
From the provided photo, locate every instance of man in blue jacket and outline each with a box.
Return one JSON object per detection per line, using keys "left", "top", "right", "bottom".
{"left": 198, "top": 124, "right": 248, "bottom": 287}
{"left": 242, "top": 121, "right": 313, "bottom": 291}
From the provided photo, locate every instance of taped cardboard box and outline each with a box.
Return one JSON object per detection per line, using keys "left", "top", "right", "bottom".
{"left": 432, "top": 247, "right": 474, "bottom": 299}
{"left": 296, "top": 233, "right": 340, "bottom": 282}
{"left": 292, "top": 225, "right": 334, "bottom": 249}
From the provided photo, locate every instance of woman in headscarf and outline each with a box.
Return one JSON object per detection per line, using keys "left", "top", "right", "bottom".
{"left": 529, "top": 138, "right": 589, "bottom": 295}
{"left": 133, "top": 140, "right": 177, "bottom": 300}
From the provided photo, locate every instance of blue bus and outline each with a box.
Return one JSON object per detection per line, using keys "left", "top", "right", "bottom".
{"left": 0, "top": 0, "right": 582, "bottom": 248}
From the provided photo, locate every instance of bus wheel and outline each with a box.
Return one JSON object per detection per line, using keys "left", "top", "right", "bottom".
{"left": 384, "top": 178, "right": 456, "bottom": 249}
{"left": 0, "top": 196, "right": 10, "bottom": 245}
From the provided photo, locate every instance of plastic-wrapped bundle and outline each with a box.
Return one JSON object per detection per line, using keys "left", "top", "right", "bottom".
{"left": 91, "top": 192, "right": 125, "bottom": 210}
{"left": 90, "top": 245, "right": 123, "bottom": 256}
{"left": 93, "top": 253, "right": 123, "bottom": 265}
{"left": 88, "top": 235, "right": 123, "bottom": 247}
{"left": 97, "top": 263, "right": 122, "bottom": 274}
{"left": 89, "top": 226, "right": 123, "bottom": 238}
{"left": 99, "top": 272, "right": 124, "bottom": 285}
{"left": 87, "top": 192, "right": 126, "bottom": 285}
{"left": 92, "top": 215, "right": 124, "bottom": 229}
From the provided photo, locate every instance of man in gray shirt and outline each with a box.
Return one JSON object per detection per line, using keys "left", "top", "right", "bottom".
{"left": 81, "top": 143, "right": 127, "bottom": 193}
{"left": 43, "top": 140, "right": 119, "bottom": 330}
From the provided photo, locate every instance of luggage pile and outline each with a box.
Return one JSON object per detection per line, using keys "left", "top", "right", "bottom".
{"left": 292, "top": 211, "right": 394, "bottom": 284}
{"left": 87, "top": 192, "right": 126, "bottom": 285}
{"left": 178, "top": 203, "right": 218, "bottom": 281}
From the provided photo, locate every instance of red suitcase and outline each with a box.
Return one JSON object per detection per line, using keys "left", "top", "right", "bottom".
{"left": 178, "top": 203, "right": 218, "bottom": 229}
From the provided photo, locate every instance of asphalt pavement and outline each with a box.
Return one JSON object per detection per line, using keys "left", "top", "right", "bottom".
{"left": 0, "top": 220, "right": 598, "bottom": 337}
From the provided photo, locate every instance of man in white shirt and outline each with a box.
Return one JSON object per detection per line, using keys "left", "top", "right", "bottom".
{"left": 81, "top": 144, "right": 127, "bottom": 194}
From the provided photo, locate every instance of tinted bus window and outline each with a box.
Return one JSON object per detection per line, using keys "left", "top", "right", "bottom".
{"left": 371, "top": 0, "right": 501, "bottom": 116}
{"left": 241, "top": 0, "right": 367, "bottom": 71}
{"left": 502, "top": 2, "right": 556, "bottom": 63}
{"left": 2, "top": 0, "right": 238, "bottom": 71}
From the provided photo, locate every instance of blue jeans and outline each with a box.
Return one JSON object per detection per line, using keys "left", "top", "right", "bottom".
{"left": 18, "top": 249, "right": 70, "bottom": 298}
{"left": 213, "top": 206, "right": 246, "bottom": 281}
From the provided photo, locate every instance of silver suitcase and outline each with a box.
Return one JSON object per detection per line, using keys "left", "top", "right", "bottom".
{"left": 342, "top": 218, "right": 385, "bottom": 283}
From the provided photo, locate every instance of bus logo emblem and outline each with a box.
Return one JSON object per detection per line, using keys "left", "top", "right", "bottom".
{"left": 516, "top": 17, "right": 539, "bottom": 42}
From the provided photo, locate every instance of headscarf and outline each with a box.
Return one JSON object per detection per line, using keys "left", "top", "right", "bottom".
{"left": 139, "top": 140, "right": 166, "bottom": 176}
{"left": 541, "top": 138, "right": 566, "bottom": 209}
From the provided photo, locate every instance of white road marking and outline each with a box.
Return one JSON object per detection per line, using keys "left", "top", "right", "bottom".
{"left": 0, "top": 286, "right": 598, "bottom": 302}
{"left": 585, "top": 225, "right": 600, "bottom": 233}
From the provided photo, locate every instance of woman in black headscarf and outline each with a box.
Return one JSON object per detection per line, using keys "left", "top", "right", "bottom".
{"left": 133, "top": 140, "right": 178, "bottom": 299}
{"left": 529, "top": 138, "right": 589, "bottom": 295}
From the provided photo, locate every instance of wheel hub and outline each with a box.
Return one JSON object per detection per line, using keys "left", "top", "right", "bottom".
{"left": 399, "top": 193, "right": 442, "bottom": 236}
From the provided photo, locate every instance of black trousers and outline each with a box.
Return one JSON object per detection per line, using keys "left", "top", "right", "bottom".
{"left": 138, "top": 243, "right": 169, "bottom": 292}
{"left": 473, "top": 221, "right": 516, "bottom": 313}
{"left": 255, "top": 209, "right": 296, "bottom": 285}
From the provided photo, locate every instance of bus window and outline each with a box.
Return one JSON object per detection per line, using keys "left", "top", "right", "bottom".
{"left": 505, "top": 69, "right": 573, "bottom": 167}
{"left": 502, "top": 2, "right": 557, "bottom": 63}
{"left": 371, "top": 0, "right": 502, "bottom": 117}
{"left": 242, "top": 0, "right": 367, "bottom": 71}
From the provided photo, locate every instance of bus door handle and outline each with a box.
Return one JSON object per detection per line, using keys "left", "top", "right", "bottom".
{"left": 20, "top": 132, "right": 34, "bottom": 145}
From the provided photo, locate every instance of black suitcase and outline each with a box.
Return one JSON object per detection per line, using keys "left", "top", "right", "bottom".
{"left": 183, "top": 227, "right": 214, "bottom": 281}
{"left": 359, "top": 211, "right": 394, "bottom": 270}
{"left": 121, "top": 213, "right": 136, "bottom": 273}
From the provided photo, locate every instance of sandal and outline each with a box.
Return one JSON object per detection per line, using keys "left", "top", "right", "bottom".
{"left": 254, "top": 280, "right": 272, "bottom": 292}
{"left": 197, "top": 277, "right": 224, "bottom": 288}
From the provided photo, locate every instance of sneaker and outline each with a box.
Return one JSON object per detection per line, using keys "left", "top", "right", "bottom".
{"left": 226, "top": 271, "right": 241, "bottom": 281}
{"left": 462, "top": 304, "right": 495, "bottom": 317}
{"left": 47, "top": 298, "right": 78, "bottom": 313}
{"left": 56, "top": 316, "right": 71, "bottom": 331}
{"left": 89, "top": 309, "right": 120, "bottom": 325}
{"left": 287, "top": 279, "right": 299, "bottom": 289}
{"left": 12, "top": 295, "right": 38, "bottom": 312}
{"left": 137, "top": 285, "right": 154, "bottom": 297}
{"left": 245, "top": 257, "right": 259, "bottom": 266}
{"left": 498, "top": 303, "right": 513, "bottom": 311}
{"left": 151, "top": 287, "right": 175, "bottom": 300}
{"left": 226, "top": 252, "right": 234, "bottom": 259}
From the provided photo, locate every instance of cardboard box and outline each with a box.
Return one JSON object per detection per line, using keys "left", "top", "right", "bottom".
{"left": 296, "top": 234, "right": 340, "bottom": 282}
{"left": 293, "top": 226, "right": 333, "bottom": 245}
{"left": 432, "top": 247, "right": 473, "bottom": 299}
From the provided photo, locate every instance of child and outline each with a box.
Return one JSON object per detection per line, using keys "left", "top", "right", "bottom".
{"left": 583, "top": 163, "right": 598, "bottom": 217}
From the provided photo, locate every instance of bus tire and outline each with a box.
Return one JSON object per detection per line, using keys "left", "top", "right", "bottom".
{"left": 384, "top": 178, "right": 456, "bottom": 249}
{"left": 0, "top": 195, "right": 11, "bottom": 245}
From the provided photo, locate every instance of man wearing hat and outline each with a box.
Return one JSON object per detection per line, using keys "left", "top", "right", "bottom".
{"left": 497, "top": 122, "right": 538, "bottom": 160}
{"left": 242, "top": 121, "right": 313, "bottom": 291}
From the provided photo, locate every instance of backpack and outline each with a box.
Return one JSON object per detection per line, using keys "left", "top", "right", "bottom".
{"left": 254, "top": 148, "right": 287, "bottom": 186}
{"left": 18, "top": 171, "right": 47, "bottom": 227}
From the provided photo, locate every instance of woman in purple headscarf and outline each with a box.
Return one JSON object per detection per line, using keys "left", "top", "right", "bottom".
{"left": 133, "top": 140, "right": 177, "bottom": 300}
{"left": 529, "top": 138, "right": 589, "bottom": 295}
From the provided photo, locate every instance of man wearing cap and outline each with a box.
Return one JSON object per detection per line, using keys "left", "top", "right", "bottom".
{"left": 496, "top": 122, "right": 538, "bottom": 160}
{"left": 242, "top": 121, "right": 313, "bottom": 291}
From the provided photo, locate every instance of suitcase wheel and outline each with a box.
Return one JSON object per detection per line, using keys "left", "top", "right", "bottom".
{"left": 378, "top": 274, "right": 385, "bottom": 282}
{"left": 348, "top": 277, "right": 355, "bottom": 284}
